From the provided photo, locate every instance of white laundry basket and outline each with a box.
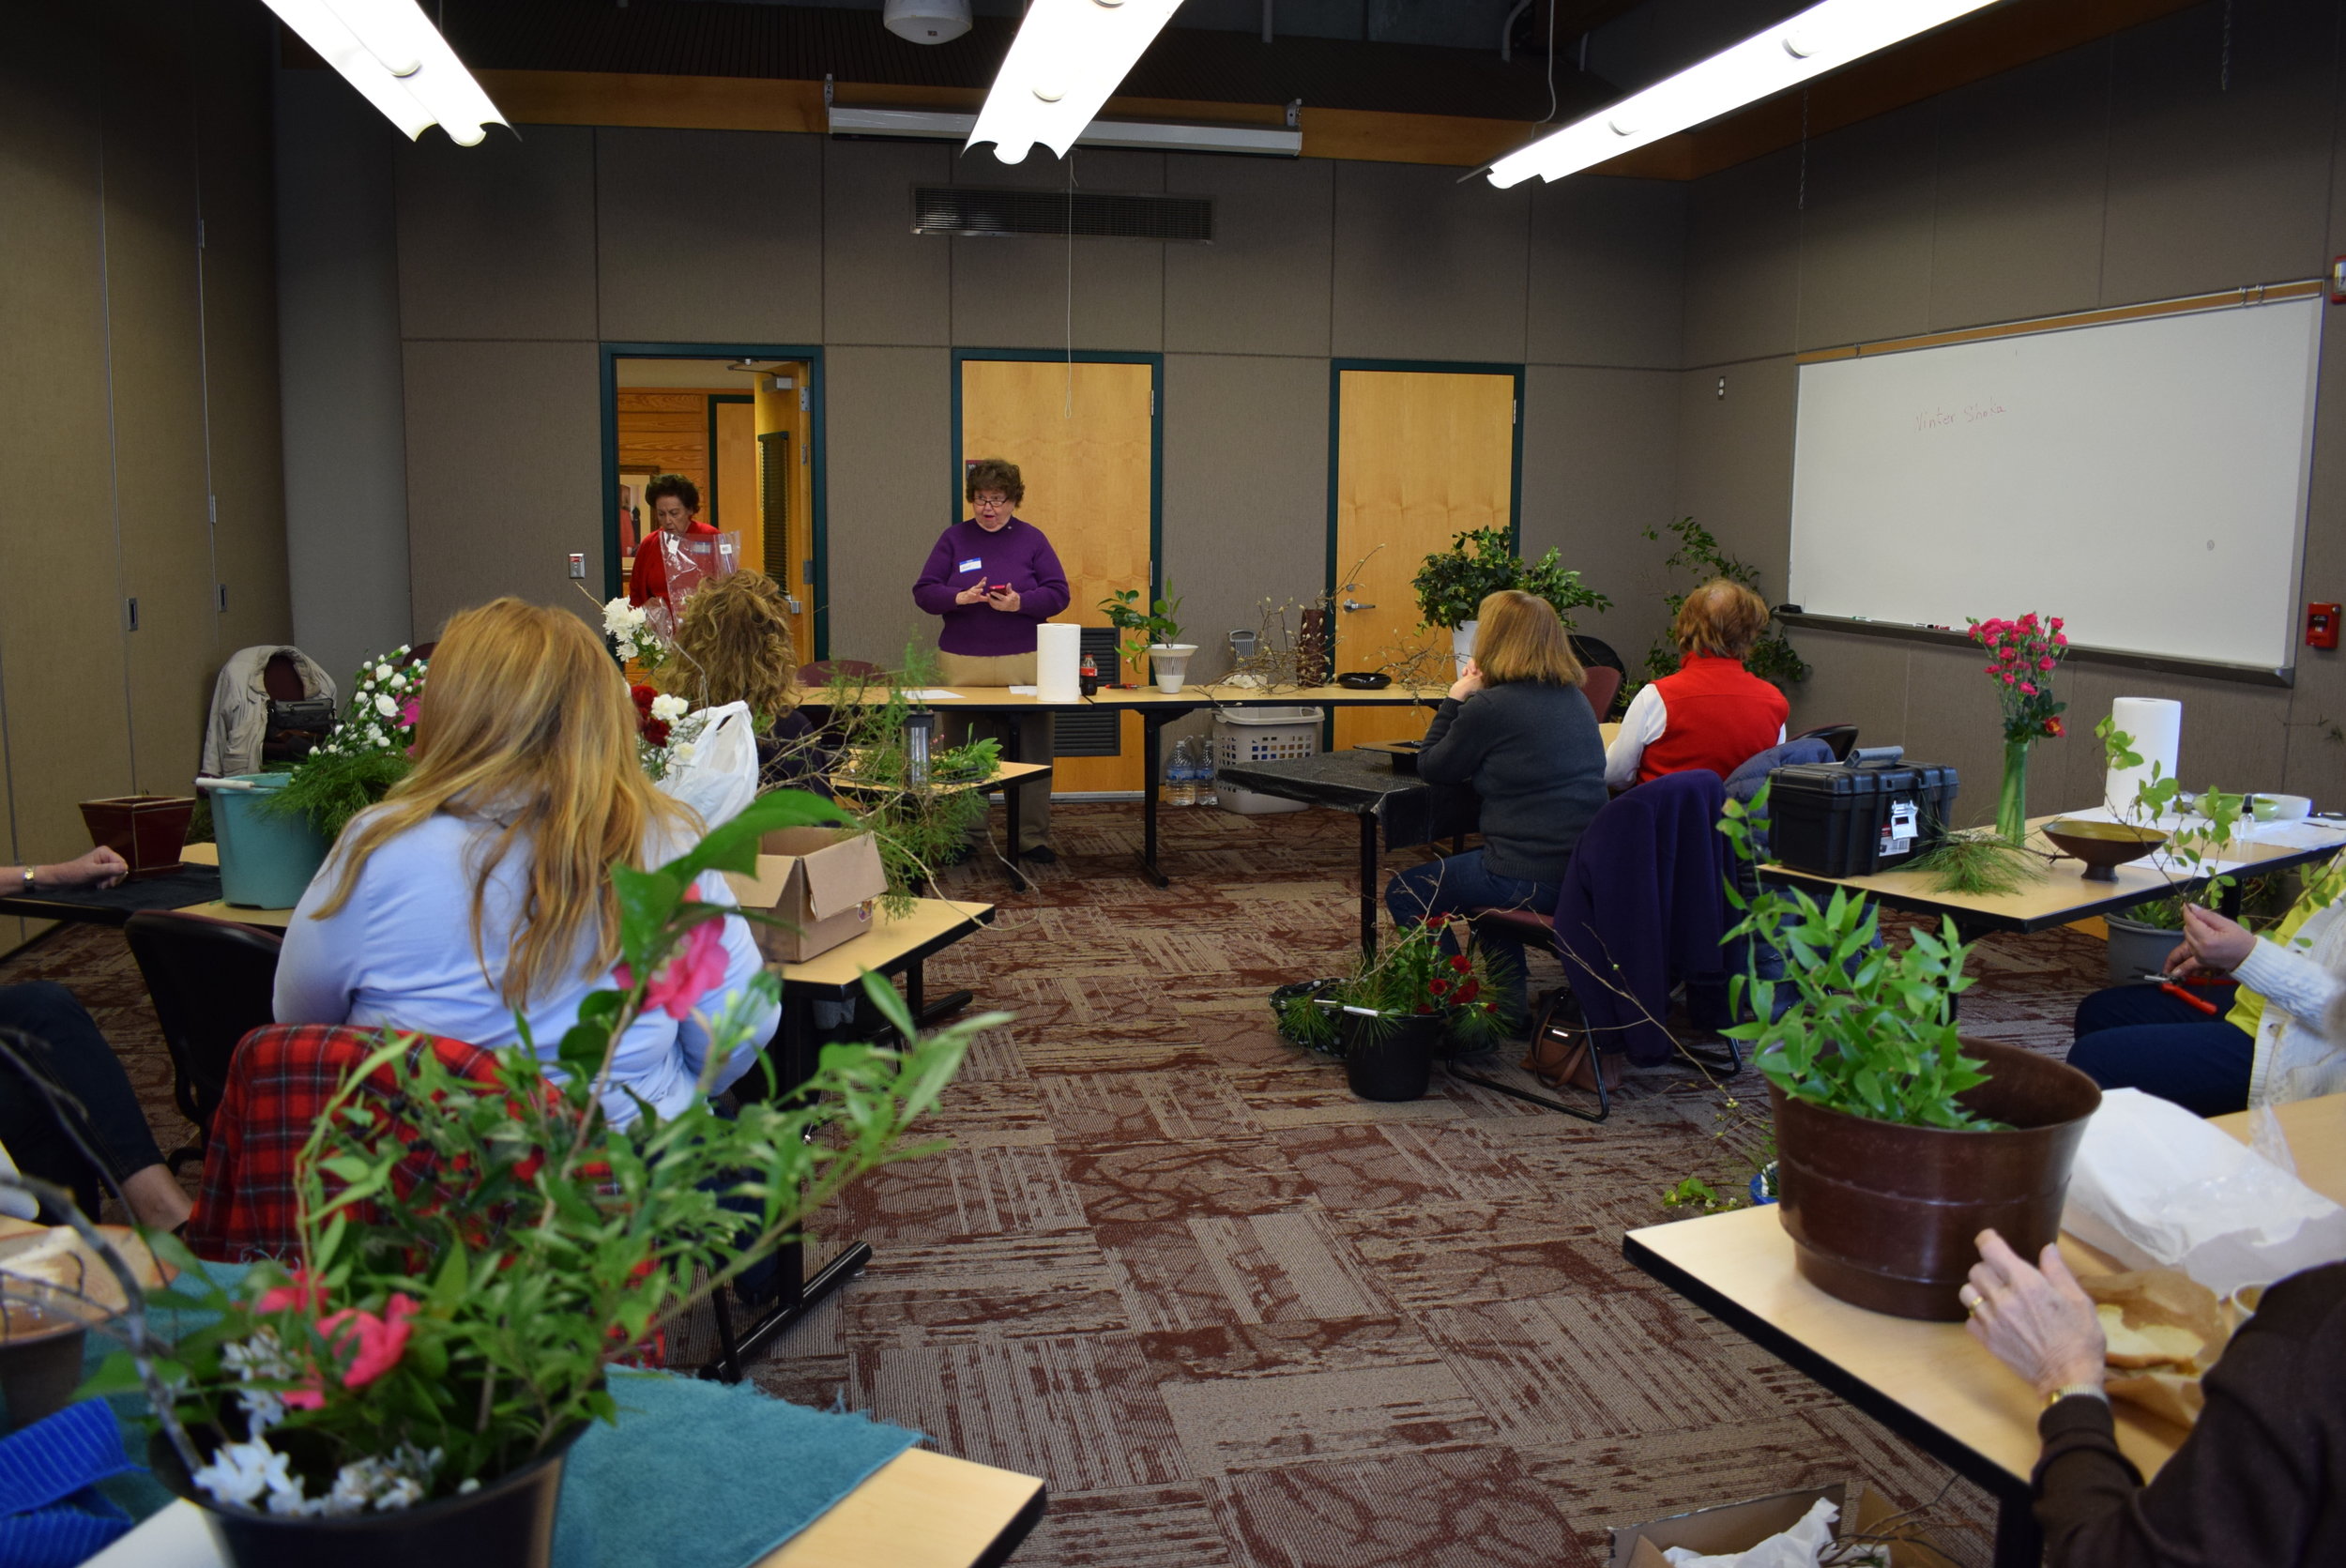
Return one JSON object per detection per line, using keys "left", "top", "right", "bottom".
{"left": 1211, "top": 707, "right": 1324, "bottom": 815}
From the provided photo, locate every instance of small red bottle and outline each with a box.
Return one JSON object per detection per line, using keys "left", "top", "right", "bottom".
{"left": 1079, "top": 652, "right": 1100, "bottom": 696}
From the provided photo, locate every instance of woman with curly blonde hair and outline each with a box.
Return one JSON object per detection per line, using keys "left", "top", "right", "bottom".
{"left": 658, "top": 571, "right": 832, "bottom": 796}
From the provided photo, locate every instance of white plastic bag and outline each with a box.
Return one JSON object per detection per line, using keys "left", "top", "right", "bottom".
{"left": 655, "top": 700, "right": 758, "bottom": 830}
{"left": 1664, "top": 1499, "right": 1846, "bottom": 1568}
{"left": 2061, "top": 1088, "right": 2346, "bottom": 1295}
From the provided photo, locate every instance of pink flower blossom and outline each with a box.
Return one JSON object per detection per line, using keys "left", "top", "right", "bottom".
{"left": 2037, "top": 656, "right": 2054, "bottom": 670}
{"left": 2002, "top": 671, "right": 2017, "bottom": 685}
{"left": 398, "top": 695, "right": 419, "bottom": 728}
{"left": 619, "top": 893, "right": 730, "bottom": 1021}
{"left": 318, "top": 1294, "right": 419, "bottom": 1390}
{"left": 281, "top": 1385, "right": 325, "bottom": 1412}
{"left": 2053, "top": 632, "right": 2067, "bottom": 647}
{"left": 2018, "top": 681, "right": 2038, "bottom": 695}
{"left": 257, "top": 1270, "right": 326, "bottom": 1316}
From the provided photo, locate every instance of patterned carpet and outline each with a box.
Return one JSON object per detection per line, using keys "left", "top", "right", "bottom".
{"left": 0, "top": 799, "right": 2120, "bottom": 1566}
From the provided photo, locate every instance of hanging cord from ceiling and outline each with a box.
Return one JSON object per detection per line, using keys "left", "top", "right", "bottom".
{"left": 1064, "top": 150, "right": 1076, "bottom": 419}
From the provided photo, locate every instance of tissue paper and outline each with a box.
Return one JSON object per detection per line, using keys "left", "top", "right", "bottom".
{"left": 1035, "top": 622, "right": 1082, "bottom": 705}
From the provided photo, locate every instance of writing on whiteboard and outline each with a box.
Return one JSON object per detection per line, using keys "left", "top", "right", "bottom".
{"left": 1914, "top": 401, "right": 2008, "bottom": 433}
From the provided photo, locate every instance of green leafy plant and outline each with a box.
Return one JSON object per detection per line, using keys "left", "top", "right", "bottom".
{"left": 2097, "top": 718, "right": 2251, "bottom": 929}
{"left": 69, "top": 787, "right": 992, "bottom": 1517}
{"left": 820, "top": 646, "right": 993, "bottom": 908}
{"left": 1099, "top": 583, "right": 1185, "bottom": 675}
{"left": 262, "top": 649, "right": 430, "bottom": 842}
{"left": 1276, "top": 914, "right": 1512, "bottom": 1054}
{"left": 1660, "top": 1175, "right": 1744, "bottom": 1215}
{"left": 1904, "top": 826, "right": 2048, "bottom": 896}
{"left": 1410, "top": 527, "right": 1611, "bottom": 632}
{"left": 1718, "top": 787, "right": 2003, "bottom": 1131}
{"left": 1627, "top": 517, "right": 1809, "bottom": 700}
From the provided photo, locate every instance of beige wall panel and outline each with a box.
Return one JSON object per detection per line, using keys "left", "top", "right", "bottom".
{"left": 595, "top": 128, "right": 822, "bottom": 345}
{"left": 1782, "top": 629, "right": 1912, "bottom": 761}
{"left": 951, "top": 147, "right": 1165, "bottom": 351}
{"left": 102, "top": 0, "right": 221, "bottom": 798}
{"left": 1792, "top": 100, "right": 1938, "bottom": 353}
{"left": 0, "top": 3, "right": 134, "bottom": 854}
{"left": 403, "top": 340, "right": 602, "bottom": 634}
{"left": 1330, "top": 160, "right": 1531, "bottom": 364}
{"left": 824, "top": 346, "right": 952, "bottom": 665}
{"left": 196, "top": 0, "right": 292, "bottom": 655}
{"left": 1162, "top": 155, "right": 1334, "bottom": 359}
{"left": 823, "top": 139, "right": 952, "bottom": 347}
{"left": 1526, "top": 175, "right": 1686, "bottom": 372}
{"left": 1520, "top": 365, "right": 1681, "bottom": 665}
{"left": 396, "top": 127, "right": 597, "bottom": 343}
{"left": 1927, "top": 43, "right": 2113, "bottom": 332}
{"left": 2100, "top": 0, "right": 2335, "bottom": 309}
{"left": 1160, "top": 354, "right": 1329, "bottom": 682}
{"left": 1673, "top": 356, "right": 1796, "bottom": 580}
{"left": 1682, "top": 146, "right": 1802, "bottom": 369}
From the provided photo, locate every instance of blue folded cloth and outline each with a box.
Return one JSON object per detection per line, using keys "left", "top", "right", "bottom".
{"left": 0, "top": 1399, "right": 135, "bottom": 1567}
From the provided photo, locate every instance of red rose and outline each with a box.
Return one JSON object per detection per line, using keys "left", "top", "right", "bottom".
{"left": 2043, "top": 716, "right": 2064, "bottom": 738}
{"left": 645, "top": 718, "right": 671, "bottom": 746}
{"left": 631, "top": 683, "right": 657, "bottom": 711}
{"left": 1449, "top": 953, "right": 1472, "bottom": 974}
{"left": 1430, "top": 978, "right": 1450, "bottom": 997}
{"left": 1455, "top": 980, "right": 1480, "bottom": 1004}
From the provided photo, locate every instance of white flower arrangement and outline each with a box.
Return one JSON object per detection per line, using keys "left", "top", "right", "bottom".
{"left": 311, "top": 647, "right": 428, "bottom": 759}
{"left": 638, "top": 704, "right": 713, "bottom": 783}
{"left": 602, "top": 597, "right": 670, "bottom": 671}
{"left": 190, "top": 1432, "right": 445, "bottom": 1518}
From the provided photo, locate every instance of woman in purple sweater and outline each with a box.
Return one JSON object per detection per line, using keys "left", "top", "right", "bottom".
{"left": 911, "top": 458, "right": 1071, "bottom": 860}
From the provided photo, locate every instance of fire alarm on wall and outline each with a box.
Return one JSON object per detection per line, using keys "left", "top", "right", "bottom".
{"left": 2311, "top": 601, "right": 2342, "bottom": 649}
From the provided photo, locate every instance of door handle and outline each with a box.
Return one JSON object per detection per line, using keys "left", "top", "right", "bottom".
{"left": 1341, "top": 600, "right": 1376, "bottom": 611}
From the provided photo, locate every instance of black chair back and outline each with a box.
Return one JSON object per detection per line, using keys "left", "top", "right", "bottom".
{"left": 124, "top": 912, "right": 283, "bottom": 1165}
{"left": 1791, "top": 723, "right": 1860, "bottom": 761}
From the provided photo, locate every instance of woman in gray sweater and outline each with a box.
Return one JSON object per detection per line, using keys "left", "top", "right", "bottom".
{"left": 1384, "top": 589, "right": 1608, "bottom": 1026}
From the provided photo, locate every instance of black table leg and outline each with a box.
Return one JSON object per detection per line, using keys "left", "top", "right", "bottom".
{"left": 908, "top": 957, "right": 971, "bottom": 1028}
{"left": 1992, "top": 1489, "right": 2043, "bottom": 1567}
{"left": 1138, "top": 709, "right": 1175, "bottom": 889}
{"left": 1359, "top": 810, "right": 1380, "bottom": 960}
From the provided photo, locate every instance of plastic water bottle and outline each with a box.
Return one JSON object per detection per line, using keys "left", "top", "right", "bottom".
{"left": 1166, "top": 738, "right": 1197, "bottom": 806}
{"left": 1195, "top": 738, "right": 1217, "bottom": 807}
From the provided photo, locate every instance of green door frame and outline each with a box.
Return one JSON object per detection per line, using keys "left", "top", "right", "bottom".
{"left": 1323, "top": 358, "right": 1527, "bottom": 613}
{"left": 599, "top": 344, "right": 831, "bottom": 654}
{"left": 949, "top": 348, "right": 1166, "bottom": 605}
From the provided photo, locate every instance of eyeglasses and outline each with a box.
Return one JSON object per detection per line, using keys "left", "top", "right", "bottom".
{"left": 972, "top": 495, "right": 1012, "bottom": 511}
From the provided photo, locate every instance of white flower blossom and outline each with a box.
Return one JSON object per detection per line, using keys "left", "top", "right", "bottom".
{"left": 236, "top": 1387, "right": 286, "bottom": 1434}
{"left": 649, "top": 693, "right": 688, "bottom": 723}
{"left": 388, "top": 673, "right": 406, "bottom": 690}
{"left": 671, "top": 740, "right": 697, "bottom": 766}
{"left": 614, "top": 639, "right": 638, "bottom": 661}
{"left": 373, "top": 693, "right": 398, "bottom": 718}
{"left": 374, "top": 663, "right": 393, "bottom": 681}
{"left": 191, "top": 1439, "right": 292, "bottom": 1510}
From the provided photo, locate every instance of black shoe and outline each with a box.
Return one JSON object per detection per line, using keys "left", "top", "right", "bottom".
{"left": 1018, "top": 844, "right": 1059, "bottom": 863}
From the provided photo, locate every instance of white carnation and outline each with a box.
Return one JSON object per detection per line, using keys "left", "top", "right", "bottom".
{"left": 373, "top": 693, "right": 398, "bottom": 717}
{"left": 614, "top": 639, "right": 637, "bottom": 661}
{"left": 374, "top": 663, "right": 392, "bottom": 682}
{"left": 672, "top": 740, "right": 697, "bottom": 766}
{"left": 388, "top": 673, "right": 406, "bottom": 690}
{"left": 649, "top": 693, "right": 688, "bottom": 723}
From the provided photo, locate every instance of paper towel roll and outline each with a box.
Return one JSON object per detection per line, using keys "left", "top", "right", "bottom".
{"left": 2106, "top": 697, "right": 2182, "bottom": 815}
{"left": 1035, "top": 622, "right": 1082, "bottom": 705}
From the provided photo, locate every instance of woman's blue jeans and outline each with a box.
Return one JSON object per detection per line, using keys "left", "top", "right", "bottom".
{"left": 1384, "top": 850, "right": 1561, "bottom": 1026}
{"left": 2066, "top": 982, "right": 2251, "bottom": 1118}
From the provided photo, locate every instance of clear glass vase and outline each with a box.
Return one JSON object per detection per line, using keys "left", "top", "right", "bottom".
{"left": 1997, "top": 738, "right": 2031, "bottom": 845}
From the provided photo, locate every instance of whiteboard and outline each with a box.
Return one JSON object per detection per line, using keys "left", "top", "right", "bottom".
{"left": 1788, "top": 296, "right": 2322, "bottom": 672}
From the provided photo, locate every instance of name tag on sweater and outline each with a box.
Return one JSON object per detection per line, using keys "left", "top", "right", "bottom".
{"left": 958, "top": 556, "right": 983, "bottom": 573}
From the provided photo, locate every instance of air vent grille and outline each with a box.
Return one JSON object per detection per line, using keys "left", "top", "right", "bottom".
{"left": 913, "top": 187, "right": 1211, "bottom": 241}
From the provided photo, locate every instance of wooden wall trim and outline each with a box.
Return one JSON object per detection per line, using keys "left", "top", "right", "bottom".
{"left": 470, "top": 0, "right": 2206, "bottom": 180}
{"left": 1796, "top": 279, "right": 2324, "bottom": 363}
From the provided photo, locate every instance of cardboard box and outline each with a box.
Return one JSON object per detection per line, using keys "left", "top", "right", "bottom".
{"left": 1609, "top": 1484, "right": 1927, "bottom": 1568}
{"left": 721, "top": 827, "right": 887, "bottom": 964}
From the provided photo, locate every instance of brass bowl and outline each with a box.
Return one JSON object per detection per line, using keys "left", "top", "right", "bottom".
{"left": 2041, "top": 818, "right": 2167, "bottom": 882}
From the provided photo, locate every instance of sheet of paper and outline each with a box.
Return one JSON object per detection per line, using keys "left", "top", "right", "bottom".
{"left": 1008, "top": 685, "right": 1039, "bottom": 695}
{"left": 903, "top": 689, "right": 963, "bottom": 700}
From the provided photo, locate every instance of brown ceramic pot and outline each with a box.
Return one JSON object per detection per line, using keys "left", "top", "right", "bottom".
{"left": 79, "top": 794, "right": 197, "bottom": 879}
{"left": 1769, "top": 1038, "right": 2101, "bottom": 1321}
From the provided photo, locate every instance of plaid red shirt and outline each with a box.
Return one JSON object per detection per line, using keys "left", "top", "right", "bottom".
{"left": 186, "top": 1023, "right": 502, "bottom": 1263}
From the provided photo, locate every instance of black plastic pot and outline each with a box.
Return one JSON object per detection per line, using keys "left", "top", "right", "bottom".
{"left": 152, "top": 1423, "right": 585, "bottom": 1568}
{"left": 1342, "top": 1012, "right": 1443, "bottom": 1102}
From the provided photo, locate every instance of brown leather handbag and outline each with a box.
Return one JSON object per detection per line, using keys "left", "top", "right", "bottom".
{"left": 1520, "top": 992, "right": 1625, "bottom": 1093}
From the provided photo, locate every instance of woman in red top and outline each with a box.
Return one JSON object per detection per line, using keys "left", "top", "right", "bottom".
{"left": 628, "top": 473, "right": 721, "bottom": 610}
{"left": 1604, "top": 579, "right": 1788, "bottom": 786}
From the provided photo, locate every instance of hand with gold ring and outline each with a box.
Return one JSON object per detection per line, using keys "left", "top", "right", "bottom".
{"left": 1964, "top": 1228, "right": 2107, "bottom": 1401}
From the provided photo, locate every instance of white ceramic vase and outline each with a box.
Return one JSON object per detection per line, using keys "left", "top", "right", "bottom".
{"left": 1149, "top": 644, "right": 1198, "bottom": 694}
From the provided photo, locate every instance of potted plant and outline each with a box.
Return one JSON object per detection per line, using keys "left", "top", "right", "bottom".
{"left": 815, "top": 648, "right": 996, "bottom": 904}
{"left": 261, "top": 648, "right": 432, "bottom": 846}
{"left": 1100, "top": 584, "right": 1194, "bottom": 693}
{"left": 1276, "top": 916, "right": 1509, "bottom": 1101}
{"left": 1719, "top": 788, "right": 2102, "bottom": 1320}
{"left": 1624, "top": 518, "right": 1809, "bottom": 704}
{"left": 2094, "top": 717, "right": 2253, "bottom": 984}
{"left": 55, "top": 788, "right": 989, "bottom": 1564}
{"left": 1968, "top": 614, "right": 2069, "bottom": 845}
{"left": 1412, "top": 528, "right": 1610, "bottom": 673}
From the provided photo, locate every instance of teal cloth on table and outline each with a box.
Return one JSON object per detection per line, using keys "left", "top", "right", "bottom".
{"left": 43, "top": 1265, "right": 922, "bottom": 1568}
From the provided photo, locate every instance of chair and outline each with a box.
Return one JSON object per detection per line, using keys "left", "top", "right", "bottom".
{"left": 1580, "top": 665, "right": 1623, "bottom": 723}
{"left": 1791, "top": 723, "right": 1859, "bottom": 761}
{"left": 123, "top": 912, "right": 284, "bottom": 1174}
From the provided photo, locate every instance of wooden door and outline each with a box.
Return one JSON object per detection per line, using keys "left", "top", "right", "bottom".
{"left": 960, "top": 358, "right": 1154, "bottom": 794}
{"left": 712, "top": 397, "right": 759, "bottom": 571}
{"left": 1332, "top": 369, "right": 1517, "bottom": 749}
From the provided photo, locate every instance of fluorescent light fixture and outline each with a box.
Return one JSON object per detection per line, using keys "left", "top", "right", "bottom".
{"left": 835, "top": 104, "right": 1298, "bottom": 158}
{"left": 967, "top": 0, "right": 1183, "bottom": 165}
{"left": 1486, "top": 0, "right": 1996, "bottom": 188}
{"left": 265, "top": 0, "right": 507, "bottom": 147}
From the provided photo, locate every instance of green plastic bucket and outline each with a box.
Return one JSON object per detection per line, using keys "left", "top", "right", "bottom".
{"left": 210, "top": 772, "right": 328, "bottom": 908}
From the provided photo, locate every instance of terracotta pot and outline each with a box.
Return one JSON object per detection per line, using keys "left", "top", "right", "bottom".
{"left": 152, "top": 1423, "right": 584, "bottom": 1568}
{"left": 78, "top": 795, "right": 197, "bottom": 879}
{"left": 1769, "top": 1038, "right": 2101, "bottom": 1321}
{"left": 1341, "top": 1012, "right": 1442, "bottom": 1102}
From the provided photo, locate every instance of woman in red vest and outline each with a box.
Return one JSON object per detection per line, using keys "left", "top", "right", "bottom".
{"left": 1605, "top": 579, "right": 1788, "bottom": 786}
{"left": 628, "top": 473, "right": 721, "bottom": 612}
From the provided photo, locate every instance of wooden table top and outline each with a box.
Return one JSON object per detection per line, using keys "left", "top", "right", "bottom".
{"left": 815, "top": 681, "right": 1449, "bottom": 709}
{"left": 165, "top": 841, "right": 296, "bottom": 929}
{"left": 830, "top": 759, "right": 1052, "bottom": 799}
{"left": 1761, "top": 813, "right": 2346, "bottom": 934}
{"left": 769, "top": 898, "right": 995, "bottom": 992}
{"left": 1626, "top": 1093, "right": 2346, "bottom": 1489}
{"left": 87, "top": 1444, "right": 1042, "bottom": 1568}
